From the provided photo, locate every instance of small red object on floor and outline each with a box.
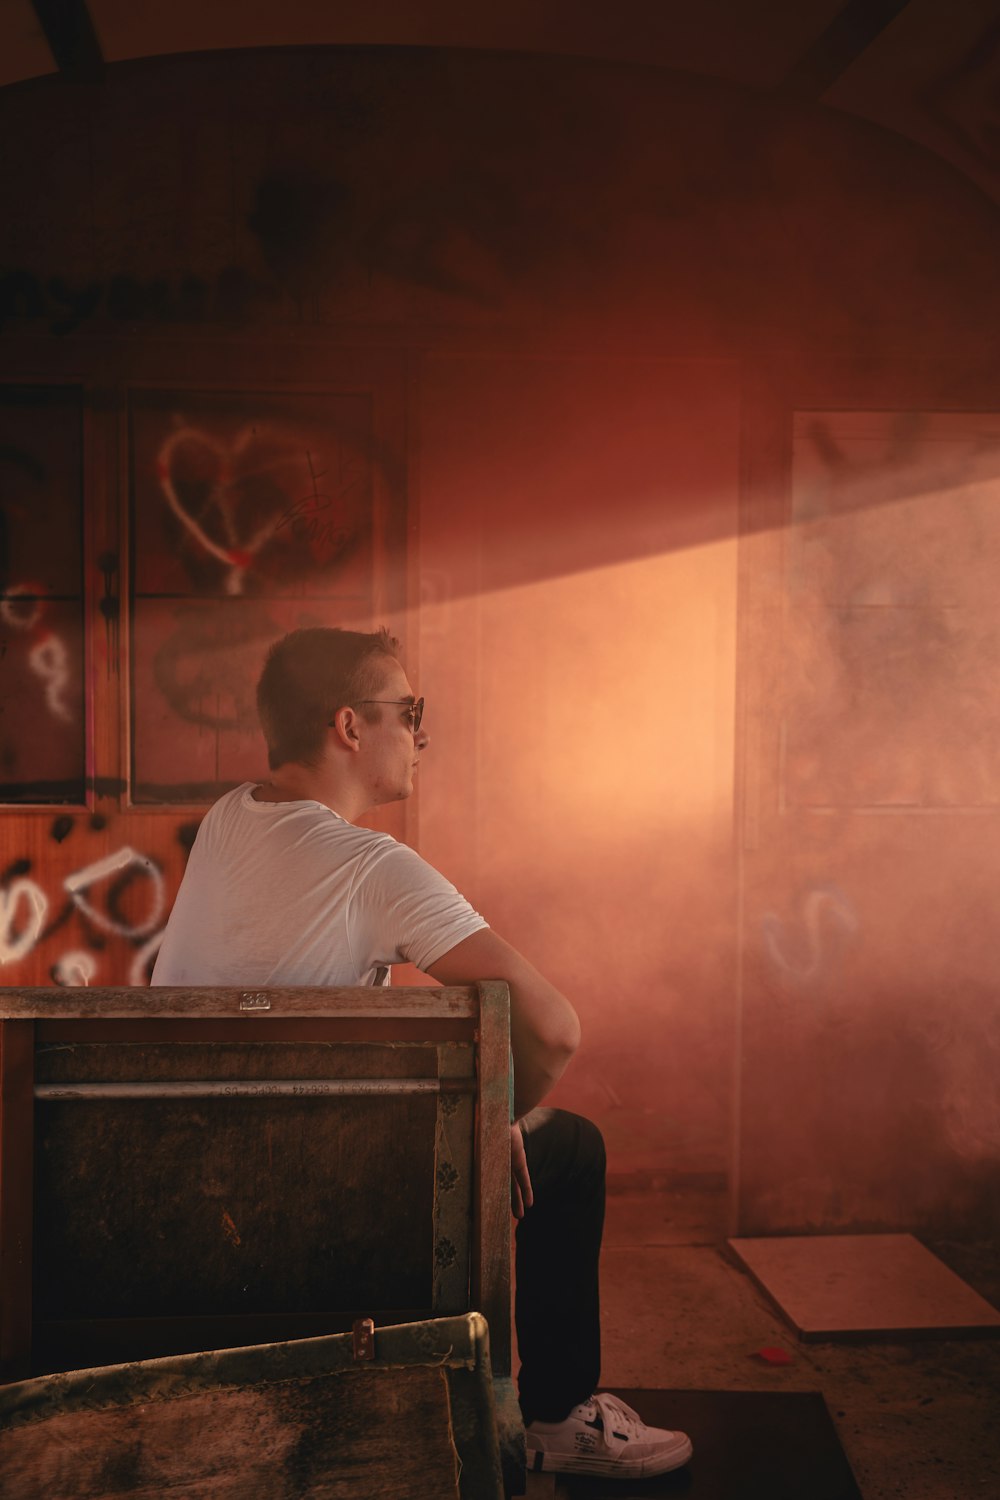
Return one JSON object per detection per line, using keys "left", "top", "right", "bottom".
{"left": 754, "top": 1346, "right": 793, "bottom": 1365}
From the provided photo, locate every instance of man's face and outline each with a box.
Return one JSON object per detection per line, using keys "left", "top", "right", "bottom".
{"left": 362, "top": 657, "right": 428, "bottom": 804}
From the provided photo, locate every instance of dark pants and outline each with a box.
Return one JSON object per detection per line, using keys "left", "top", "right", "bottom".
{"left": 515, "top": 1107, "right": 606, "bottom": 1424}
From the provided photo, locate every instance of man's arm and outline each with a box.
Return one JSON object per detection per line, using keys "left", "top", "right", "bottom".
{"left": 427, "top": 928, "right": 580, "bottom": 1117}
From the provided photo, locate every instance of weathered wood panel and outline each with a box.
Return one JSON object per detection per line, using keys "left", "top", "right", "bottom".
{"left": 1, "top": 985, "right": 479, "bottom": 1019}
{"left": 475, "top": 980, "right": 513, "bottom": 1376}
{"left": 4, "top": 1367, "right": 460, "bottom": 1499}
{"left": 34, "top": 1092, "right": 437, "bottom": 1318}
{"left": 0, "top": 1315, "right": 504, "bottom": 1500}
{"left": 0, "top": 1021, "right": 34, "bottom": 1373}
{"left": 34, "top": 1041, "right": 456, "bottom": 1082}
{"left": 34, "top": 1018, "right": 474, "bottom": 1044}
{"left": 433, "top": 1042, "right": 475, "bottom": 1315}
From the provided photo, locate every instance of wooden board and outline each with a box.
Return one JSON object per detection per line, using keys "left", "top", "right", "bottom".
{"left": 0, "top": 986, "right": 479, "bottom": 1019}
{"left": 34, "top": 1090, "right": 437, "bottom": 1320}
{"left": 728, "top": 1234, "right": 1000, "bottom": 1340}
{"left": 0, "top": 1314, "right": 504, "bottom": 1500}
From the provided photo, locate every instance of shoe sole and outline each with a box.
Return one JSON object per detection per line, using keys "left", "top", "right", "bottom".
{"left": 527, "top": 1434, "right": 694, "bottom": 1477}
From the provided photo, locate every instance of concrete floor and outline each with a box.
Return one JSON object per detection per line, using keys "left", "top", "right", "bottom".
{"left": 524, "top": 1186, "right": 1000, "bottom": 1500}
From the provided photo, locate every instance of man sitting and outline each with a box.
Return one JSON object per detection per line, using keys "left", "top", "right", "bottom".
{"left": 152, "top": 626, "right": 692, "bottom": 1480}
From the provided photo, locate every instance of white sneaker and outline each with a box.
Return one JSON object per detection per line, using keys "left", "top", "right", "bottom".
{"left": 525, "top": 1392, "right": 693, "bottom": 1477}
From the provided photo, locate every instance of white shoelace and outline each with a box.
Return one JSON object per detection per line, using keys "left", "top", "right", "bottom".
{"left": 584, "top": 1393, "right": 645, "bottom": 1455}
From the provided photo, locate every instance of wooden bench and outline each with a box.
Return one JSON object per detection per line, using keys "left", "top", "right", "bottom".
{"left": 0, "top": 984, "right": 522, "bottom": 1491}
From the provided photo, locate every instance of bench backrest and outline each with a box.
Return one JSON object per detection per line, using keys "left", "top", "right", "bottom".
{"left": 0, "top": 984, "right": 511, "bottom": 1385}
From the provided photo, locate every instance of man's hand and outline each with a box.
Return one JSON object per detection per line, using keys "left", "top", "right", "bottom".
{"left": 511, "top": 1121, "right": 534, "bottom": 1219}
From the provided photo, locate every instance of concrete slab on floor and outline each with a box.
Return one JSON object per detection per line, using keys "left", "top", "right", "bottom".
{"left": 727, "top": 1234, "right": 1000, "bottom": 1341}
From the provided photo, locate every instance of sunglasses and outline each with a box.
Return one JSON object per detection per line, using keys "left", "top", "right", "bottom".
{"left": 350, "top": 697, "right": 425, "bottom": 733}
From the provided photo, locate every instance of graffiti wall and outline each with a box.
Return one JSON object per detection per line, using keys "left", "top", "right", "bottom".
{"left": 130, "top": 388, "right": 380, "bottom": 801}
{"left": 0, "top": 380, "right": 406, "bottom": 987}
{"left": 0, "top": 816, "right": 183, "bottom": 987}
{"left": 0, "top": 387, "right": 85, "bottom": 803}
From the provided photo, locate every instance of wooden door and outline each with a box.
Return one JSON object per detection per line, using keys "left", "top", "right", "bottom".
{"left": 735, "top": 361, "right": 1000, "bottom": 1235}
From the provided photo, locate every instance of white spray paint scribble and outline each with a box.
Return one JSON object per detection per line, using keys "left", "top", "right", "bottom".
{"left": 0, "top": 877, "right": 49, "bottom": 965}
{"left": 0, "top": 583, "right": 73, "bottom": 723}
{"left": 64, "top": 847, "right": 165, "bottom": 938}
{"left": 52, "top": 949, "right": 98, "bottom": 987}
{"left": 761, "top": 884, "right": 859, "bottom": 983}
{"left": 128, "top": 929, "right": 165, "bottom": 986}
{"left": 28, "top": 633, "right": 72, "bottom": 722}
{"left": 157, "top": 425, "right": 287, "bottom": 596}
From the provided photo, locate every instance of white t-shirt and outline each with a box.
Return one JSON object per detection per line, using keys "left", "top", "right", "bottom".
{"left": 151, "top": 783, "right": 487, "bottom": 987}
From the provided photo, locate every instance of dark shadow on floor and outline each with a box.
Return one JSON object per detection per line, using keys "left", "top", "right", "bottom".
{"left": 554, "top": 1388, "right": 862, "bottom": 1500}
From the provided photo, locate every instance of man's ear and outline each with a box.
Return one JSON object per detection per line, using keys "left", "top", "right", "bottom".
{"left": 331, "top": 706, "right": 362, "bottom": 752}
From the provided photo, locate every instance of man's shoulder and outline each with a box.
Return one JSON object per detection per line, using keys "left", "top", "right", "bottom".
{"left": 191, "top": 782, "right": 262, "bottom": 838}
{"left": 204, "top": 785, "right": 375, "bottom": 838}
{"left": 260, "top": 801, "right": 408, "bottom": 872}
{"left": 350, "top": 830, "right": 465, "bottom": 898}
{"left": 205, "top": 782, "right": 253, "bottom": 817}
{"left": 346, "top": 823, "right": 417, "bottom": 871}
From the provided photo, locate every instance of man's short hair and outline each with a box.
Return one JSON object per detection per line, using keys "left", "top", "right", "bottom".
{"left": 256, "top": 626, "right": 401, "bottom": 770}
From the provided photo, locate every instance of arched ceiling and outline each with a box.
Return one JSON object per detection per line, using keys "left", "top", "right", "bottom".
{"left": 2, "top": 0, "right": 999, "bottom": 207}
